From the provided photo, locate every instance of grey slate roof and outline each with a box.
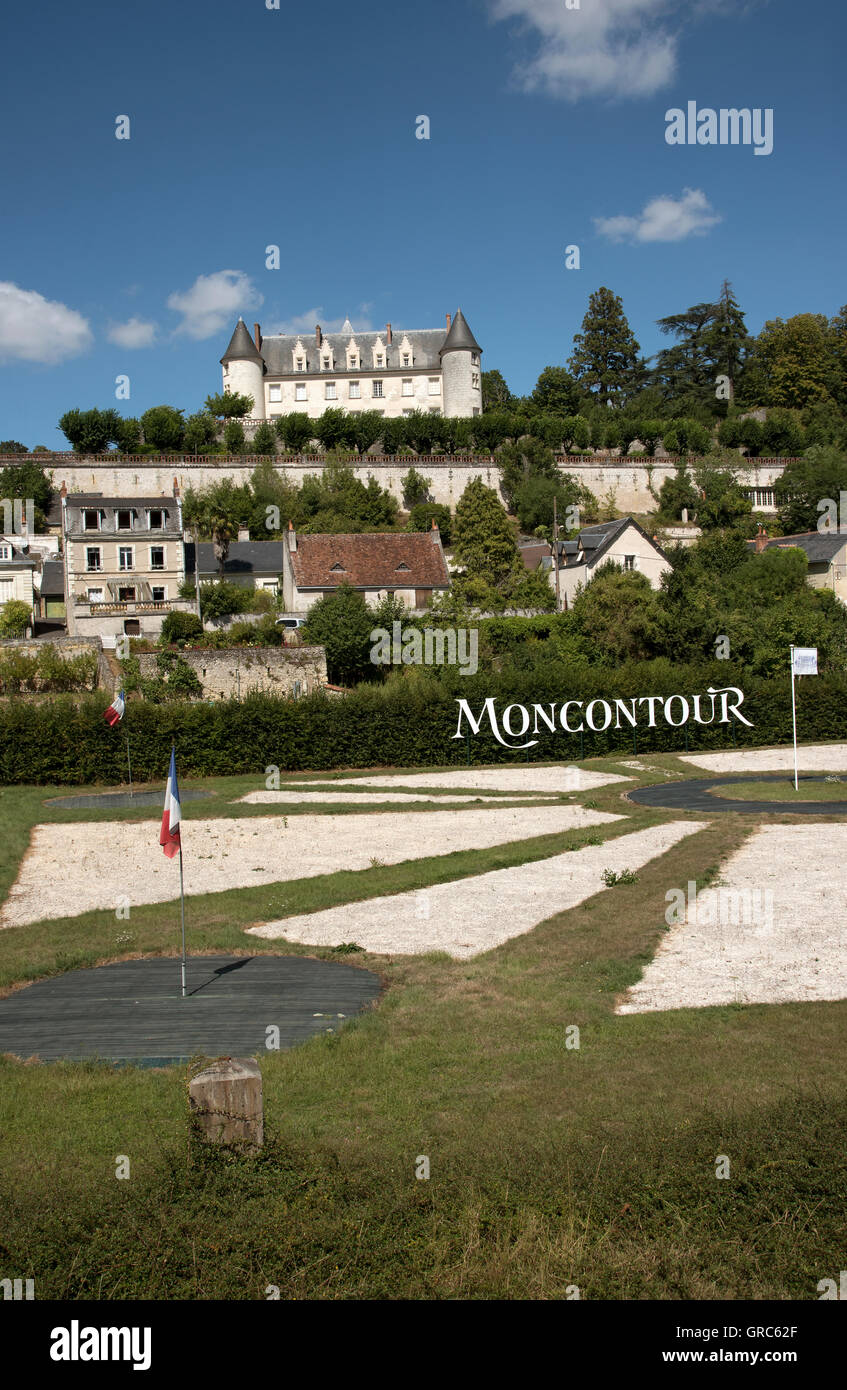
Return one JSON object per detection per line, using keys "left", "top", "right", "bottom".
{"left": 40, "top": 558, "right": 65, "bottom": 595}
{"left": 220, "top": 318, "right": 263, "bottom": 365}
{"left": 518, "top": 516, "right": 667, "bottom": 573}
{"left": 184, "top": 541, "right": 285, "bottom": 577}
{"left": 0, "top": 541, "right": 36, "bottom": 569}
{"left": 748, "top": 531, "right": 847, "bottom": 565}
{"left": 439, "top": 308, "right": 481, "bottom": 356}
{"left": 259, "top": 327, "right": 448, "bottom": 376}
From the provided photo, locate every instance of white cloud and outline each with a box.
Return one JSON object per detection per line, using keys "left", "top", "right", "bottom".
{"left": 265, "top": 307, "right": 376, "bottom": 336}
{"left": 107, "top": 317, "right": 157, "bottom": 349}
{"left": 167, "top": 270, "right": 263, "bottom": 341}
{"left": 594, "top": 188, "right": 722, "bottom": 242}
{"left": 0, "top": 282, "right": 93, "bottom": 364}
{"left": 488, "top": 0, "right": 680, "bottom": 99}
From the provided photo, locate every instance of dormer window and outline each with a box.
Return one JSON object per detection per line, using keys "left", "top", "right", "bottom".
{"left": 148, "top": 508, "right": 164, "bottom": 529}
{"left": 117, "top": 509, "right": 133, "bottom": 531}
{"left": 396, "top": 562, "right": 410, "bottom": 572}
{"left": 83, "top": 510, "right": 100, "bottom": 531}
{"left": 322, "top": 356, "right": 330, "bottom": 370}
{"left": 0, "top": 544, "right": 10, "bottom": 561}
{"left": 330, "top": 562, "right": 346, "bottom": 572}
{"left": 402, "top": 354, "right": 410, "bottom": 366}
{"left": 296, "top": 358, "right": 304, "bottom": 371}
{"left": 376, "top": 354, "right": 384, "bottom": 367}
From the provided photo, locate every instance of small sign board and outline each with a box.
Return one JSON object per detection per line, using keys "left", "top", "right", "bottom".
{"left": 792, "top": 647, "right": 818, "bottom": 676}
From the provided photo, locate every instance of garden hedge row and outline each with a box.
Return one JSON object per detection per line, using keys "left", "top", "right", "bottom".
{"left": 0, "top": 667, "right": 843, "bottom": 785}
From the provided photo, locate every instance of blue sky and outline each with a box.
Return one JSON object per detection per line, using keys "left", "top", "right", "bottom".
{"left": 1, "top": 0, "right": 843, "bottom": 446}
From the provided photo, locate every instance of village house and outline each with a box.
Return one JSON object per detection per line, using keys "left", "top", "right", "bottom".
{"left": 520, "top": 517, "right": 671, "bottom": 609}
{"left": 62, "top": 488, "right": 194, "bottom": 641}
{"left": 221, "top": 310, "right": 483, "bottom": 423}
{"left": 748, "top": 526, "right": 847, "bottom": 603}
{"left": 281, "top": 522, "right": 451, "bottom": 613}
{"left": 0, "top": 536, "right": 36, "bottom": 628}
{"left": 184, "top": 538, "right": 285, "bottom": 596}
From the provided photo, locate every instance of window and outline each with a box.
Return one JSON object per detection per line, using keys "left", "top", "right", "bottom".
{"left": 117, "top": 509, "right": 133, "bottom": 530}
{"left": 402, "top": 354, "right": 410, "bottom": 366}
{"left": 325, "top": 382, "right": 337, "bottom": 400}
{"left": 349, "top": 382, "right": 361, "bottom": 399}
{"left": 623, "top": 555, "right": 636, "bottom": 570}
{"left": 150, "top": 546, "right": 165, "bottom": 570}
{"left": 322, "top": 356, "right": 330, "bottom": 370}
{"left": 118, "top": 586, "right": 136, "bottom": 602}
{"left": 427, "top": 378, "right": 440, "bottom": 395}
{"left": 86, "top": 547, "right": 101, "bottom": 572}
{"left": 83, "top": 510, "right": 100, "bottom": 531}
{"left": 295, "top": 384, "right": 307, "bottom": 401}
{"left": 0, "top": 544, "right": 10, "bottom": 561}
{"left": 86, "top": 587, "right": 104, "bottom": 603}
{"left": 402, "top": 409, "right": 413, "bottom": 417}
{"left": 296, "top": 358, "right": 304, "bottom": 371}
{"left": 471, "top": 353, "right": 479, "bottom": 365}
{"left": 348, "top": 355, "right": 358, "bottom": 370}
{"left": 372, "top": 380, "right": 383, "bottom": 398}
{"left": 376, "top": 355, "right": 384, "bottom": 367}
{"left": 0, "top": 579, "right": 13, "bottom": 602}
{"left": 118, "top": 547, "right": 134, "bottom": 571}
{"left": 268, "top": 385, "right": 282, "bottom": 403}
{"left": 472, "top": 407, "right": 480, "bottom": 417}
{"left": 148, "top": 509, "right": 163, "bottom": 529}
{"left": 428, "top": 407, "right": 440, "bottom": 415}
{"left": 151, "top": 585, "right": 166, "bottom": 602}
{"left": 401, "top": 379, "right": 413, "bottom": 397}
{"left": 472, "top": 372, "right": 479, "bottom": 388}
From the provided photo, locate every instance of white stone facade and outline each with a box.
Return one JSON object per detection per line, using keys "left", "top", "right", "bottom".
{"left": 220, "top": 313, "right": 483, "bottom": 422}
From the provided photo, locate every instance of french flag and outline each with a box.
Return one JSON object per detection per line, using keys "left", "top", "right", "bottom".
{"left": 103, "top": 690, "right": 125, "bottom": 727}
{"left": 159, "top": 748, "right": 182, "bottom": 859}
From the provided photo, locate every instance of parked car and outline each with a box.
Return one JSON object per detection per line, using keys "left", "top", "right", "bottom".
{"left": 275, "top": 614, "right": 308, "bottom": 630}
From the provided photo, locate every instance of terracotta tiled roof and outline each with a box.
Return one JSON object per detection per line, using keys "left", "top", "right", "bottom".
{"left": 290, "top": 531, "right": 449, "bottom": 590}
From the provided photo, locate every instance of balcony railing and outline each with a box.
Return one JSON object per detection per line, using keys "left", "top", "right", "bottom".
{"left": 74, "top": 599, "right": 173, "bottom": 613}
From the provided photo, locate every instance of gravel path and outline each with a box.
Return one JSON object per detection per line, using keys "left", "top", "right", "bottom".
{"left": 0, "top": 805, "right": 619, "bottom": 929}
{"left": 293, "top": 766, "right": 628, "bottom": 793}
{"left": 680, "top": 744, "right": 847, "bottom": 773}
{"left": 617, "top": 824, "right": 847, "bottom": 1013}
{"left": 249, "top": 821, "right": 706, "bottom": 958}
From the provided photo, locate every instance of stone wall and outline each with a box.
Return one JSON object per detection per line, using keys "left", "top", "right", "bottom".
{"left": 136, "top": 644, "right": 327, "bottom": 701}
{"left": 0, "top": 635, "right": 111, "bottom": 688}
{"left": 11, "top": 453, "right": 791, "bottom": 516}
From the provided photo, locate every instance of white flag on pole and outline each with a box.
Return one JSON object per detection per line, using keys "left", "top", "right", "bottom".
{"left": 792, "top": 647, "right": 818, "bottom": 676}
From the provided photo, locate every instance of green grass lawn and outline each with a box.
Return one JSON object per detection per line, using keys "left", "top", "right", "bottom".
{"left": 0, "top": 753, "right": 845, "bottom": 1300}
{"left": 711, "top": 777, "right": 847, "bottom": 801}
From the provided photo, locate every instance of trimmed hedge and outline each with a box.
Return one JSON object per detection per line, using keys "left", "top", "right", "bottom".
{"left": 1, "top": 667, "right": 845, "bottom": 785}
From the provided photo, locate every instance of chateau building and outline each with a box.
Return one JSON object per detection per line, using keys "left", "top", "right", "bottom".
{"left": 220, "top": 311, "right": 483, "bottom": 421}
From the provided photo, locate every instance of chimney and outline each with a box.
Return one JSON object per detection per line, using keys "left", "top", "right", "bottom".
{"left": 315, "top": 325, "right": 322, "bottom": 347}
{"left": 445, "top": 313, "right": 451, "bottom": 331}
{"left": 386, "top": 323, "right": 392, "bottom": 345}
{"left": 287, "top": 519, "right": 297, "bottom": 552}
{"left": 60, "top": 481, "right": 67, "bottom": 498}
{"left": 754, "top": 524, "right": 769, "bottom": 554}
{"left": 172, "top": 476, "right": 180, "bottom": 498}
{"left": 430, "top": 518, "right": 440, "bottom": 544}
{"left": 237, "top": 527, "right": 250, "bottom": 542}
{"left": 253, "top": 322, "right": 262, "bottom": 351}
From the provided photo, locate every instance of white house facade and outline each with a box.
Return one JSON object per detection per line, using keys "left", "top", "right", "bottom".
{"left": 221, "top": 311, "right": 483, "bottom": 422}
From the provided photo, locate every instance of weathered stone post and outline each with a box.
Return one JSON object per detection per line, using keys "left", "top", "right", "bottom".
{"left": 188, "top": 1057, "right": 264, "bottom": 1151}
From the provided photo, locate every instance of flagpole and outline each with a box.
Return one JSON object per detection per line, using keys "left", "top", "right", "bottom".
{"left": 178, "top": 843, "right": 187, "bottom": 998}
{"left": 790, "top": 644, "right": 799, "bottom": 792}
{"left": 125, "top": 730, "right": 133, "bottom": 799}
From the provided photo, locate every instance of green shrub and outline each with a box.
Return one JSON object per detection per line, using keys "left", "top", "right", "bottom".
{"left": 0, "top": 600, "right": 32, "bottom": 638}
{"left": 407, "top": 502, "right": 452, "bottom": 545}
{"left": 160, "top": 611, "right": 203, "bottom": 644}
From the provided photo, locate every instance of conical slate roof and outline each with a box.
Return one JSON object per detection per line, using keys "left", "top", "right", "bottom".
{"left": 439, "top": 308, "right": 481, "bottom": 356}
{"left": 220, "top": 318, "right": 263, "bottom": 365}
